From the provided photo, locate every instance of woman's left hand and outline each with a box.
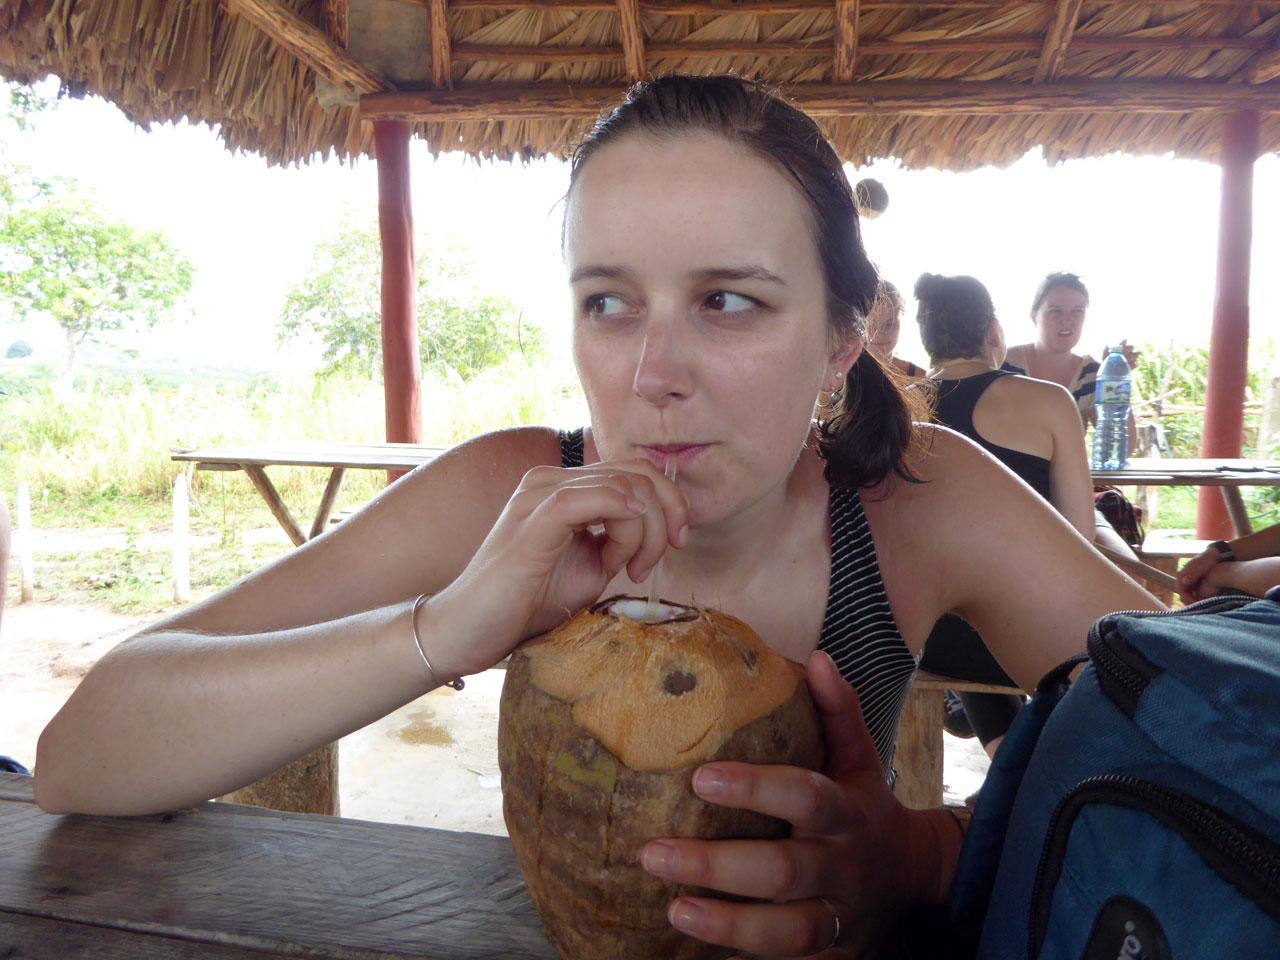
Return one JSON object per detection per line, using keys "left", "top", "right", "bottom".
{"left": 640, "top": 653, "right": 951, "bottom": 958}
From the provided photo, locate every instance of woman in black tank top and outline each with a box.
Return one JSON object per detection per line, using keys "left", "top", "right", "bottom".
{"left": 913, "top": 273, "right": 1096, "bottom": 753}
{"left": 35, "top": 78, "right": 1159, "bottom": 960}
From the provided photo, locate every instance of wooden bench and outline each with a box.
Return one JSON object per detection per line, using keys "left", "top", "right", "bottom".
{"left": 893, "top": 670, "right": 1024, "bottom": 810}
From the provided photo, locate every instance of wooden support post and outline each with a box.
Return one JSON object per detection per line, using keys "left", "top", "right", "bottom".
{"left": 16, "top": 482, "right": 33, "bottom": 603}
{"left": 894, "top": 682, "right": 944, "bottom": 810}
{"left": 834, "top": 0, "right": 860, "bottom": 82}
{"left": 218, "top": 742, "right": 340, "bottom": 816}
{"left": 1197, "top": 110, "right": 1259, "bottom": 540}
{"left": 242, "top": 464, "right": 307, "bottom": 547}
{"left": 172, "top": 474, "right": 190, "bottom": 604}
{"left": 375, "top": 120, "right": 422, "bottom": 485}
{"left": 309, "top": 468, "right": 348, "bottom": 540}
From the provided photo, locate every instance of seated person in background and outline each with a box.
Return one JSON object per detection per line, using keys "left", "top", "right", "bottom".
{"left": 33, "top": 76, "right": 1160, "bottom": 958}
{"left": 1004, "top": 271, "right": 1143, "bottom": 563}
{"left": 913, "top": 272, "right": 1096, "bottom": 757}
{"left": 865, "top": 279, "right": 925, "bottom": 378}
{"left": 1179, "top": 523, "right": 1280, "bottom": 602}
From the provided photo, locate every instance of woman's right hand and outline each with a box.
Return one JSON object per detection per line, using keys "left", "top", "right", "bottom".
{"left": 1177, "top": 545, "right": 1222, "bottom": 602}
{"left": 424, "top": 459, "right": 689, "bottom": 679}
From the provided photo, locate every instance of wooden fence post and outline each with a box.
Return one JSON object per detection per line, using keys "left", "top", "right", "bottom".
{"left": 16, "top": 482, "right": 34, "bottom": 603}
{"left": 173, "top": 474, "right": 190, "bottom": 604}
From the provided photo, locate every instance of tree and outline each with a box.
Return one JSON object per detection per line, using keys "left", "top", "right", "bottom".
{"left": 278, "top": 218, "right": 546, "bottom": 379}
{"left": 0, "top": 195, "right": 193, "bottom": 387}
{"left": 5, "top": 340, "right": 32, "bottom": 358}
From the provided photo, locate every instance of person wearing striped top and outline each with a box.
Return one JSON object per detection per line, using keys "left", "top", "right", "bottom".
{"left": 34, "top": 77, "right": 1160, "bottom": 959}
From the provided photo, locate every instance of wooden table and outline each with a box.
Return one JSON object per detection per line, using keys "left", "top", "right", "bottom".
{"left": 171, "top": 442, "right": 448, "bottom": 547}
{"left": 1091, "top": 457, "right": 1280, "bottom": 538}
{"left": 0, "top": 772, "right": 557, "bottom": 959}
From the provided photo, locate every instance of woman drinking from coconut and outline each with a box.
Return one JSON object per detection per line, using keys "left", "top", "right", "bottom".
{"left": 34, "top": 75, "right": 1159, "bottom": 958}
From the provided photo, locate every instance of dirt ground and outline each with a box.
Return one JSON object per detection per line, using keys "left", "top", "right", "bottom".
{"left": 1, "top": 596, "right": 989, "bottom": 835}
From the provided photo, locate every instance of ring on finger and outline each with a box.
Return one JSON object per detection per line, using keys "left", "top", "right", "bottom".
{"left": 818, "top": 897, "right": 842, "bottom": 951}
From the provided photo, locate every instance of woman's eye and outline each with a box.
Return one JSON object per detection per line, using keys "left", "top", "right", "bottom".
{"left": 704, "top": 291, "right": 757, "bottom": 312}
{"left": 584, "top": 293, "right": 628, "bottom": 317}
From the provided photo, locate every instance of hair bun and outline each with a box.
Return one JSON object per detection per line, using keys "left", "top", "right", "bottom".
{"left": 854, "top": 178, "right": 889, "bottom": 219}
{"left": 913, "top": 272, "right": 944, "bottom": 299}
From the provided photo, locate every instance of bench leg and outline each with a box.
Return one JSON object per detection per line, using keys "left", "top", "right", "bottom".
{"left": 893, "top": 685, "right": 944, "bottom": 810}
{"left": 218, "top": 742, "right": 339, "bottom": 815}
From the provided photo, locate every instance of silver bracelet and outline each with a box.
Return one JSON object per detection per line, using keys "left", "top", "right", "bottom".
{"left": 410, "top": 593, "right": 465, "bottom": 691}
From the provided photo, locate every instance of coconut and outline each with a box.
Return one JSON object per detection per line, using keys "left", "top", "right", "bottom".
{"left": 499, "top": 595, "right": 825, "bottom": 960}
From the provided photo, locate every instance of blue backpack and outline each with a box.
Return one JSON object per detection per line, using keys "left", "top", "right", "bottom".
{"left": 949, "top": 589, "right": 1280, "bottom": 960}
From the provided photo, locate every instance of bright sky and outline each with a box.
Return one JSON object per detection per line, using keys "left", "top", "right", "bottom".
{"left": 5, "top": 79, "right": 1279, "bottom": 375}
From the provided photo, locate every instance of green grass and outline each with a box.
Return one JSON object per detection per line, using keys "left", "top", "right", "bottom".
{"left": 2, "top": 355, "right": 589, "bottom": 613}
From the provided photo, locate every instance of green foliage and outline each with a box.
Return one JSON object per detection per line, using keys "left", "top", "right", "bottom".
{"left": 0, "top": 195, "right": 194, "bottom": 367}
{"left": 1133, "top": 337, "right": 1277, "bottom": 458}
{"left": 277, "top": 216, "right": 546, "bottom": 380}
{"left": 5, "top": 339, "right": 32, "bottom": 358}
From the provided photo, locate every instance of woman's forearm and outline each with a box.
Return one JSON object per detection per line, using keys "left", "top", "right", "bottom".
{"left": 34, "top": 599, "right": 438, "bottom": 816}
{"left": 1225, "top": 525, "right": 1280, "bottom": 563}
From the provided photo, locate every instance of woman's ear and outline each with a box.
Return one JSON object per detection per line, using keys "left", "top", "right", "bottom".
{"left": 829, "top": 334, "right": 864, "bottom": 380}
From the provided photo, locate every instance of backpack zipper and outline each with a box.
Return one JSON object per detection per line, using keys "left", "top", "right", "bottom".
{"left": 1085, "top": 595, "right": 1259, "bottom": 716}
{"left": 1028, "top": 774, "right": 1280, "bottom": 958}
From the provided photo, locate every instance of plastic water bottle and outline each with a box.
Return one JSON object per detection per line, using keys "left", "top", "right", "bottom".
{"left": 1091, "top": 349, "right": 1131, "bottom": 470}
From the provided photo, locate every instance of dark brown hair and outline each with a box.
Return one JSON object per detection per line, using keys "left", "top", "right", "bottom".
{"left": 914, "top": 272, "right": 997, "bottom": 364}
{"left": 568, "top": 74, "right": 925, "bottom": 489}
{"left": 1030, "top": 271, "right": 1090, "bottom": 315}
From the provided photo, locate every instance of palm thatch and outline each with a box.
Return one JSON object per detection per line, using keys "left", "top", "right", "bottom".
{"left": 2, "top": 0, "right": 1279, "bottom": 168}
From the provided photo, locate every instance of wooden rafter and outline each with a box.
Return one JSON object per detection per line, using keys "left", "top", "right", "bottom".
{"left": 223, "top": 0, "right": 389, "bottom": 94}
{"left": 834, "top": 0, "right": 860, "bottom": 82}
{"left": 322, "top": 0, "right": 348, "bottom": 48}
{"left": 360, "top": 79, "right": 1280, "bottom": 122}
{"left": 429, "top": 0, "right": 453, "bottom": 89}
{"left": 444, "top": 34, "right": 1273, "bottom": 64}
{"left": 428, "top": 0, "right": 1280, "bottom": 11}
{"left": 617, "top": 0, "right": 646, "bottom": 82}
{"left": 1034, "top": 0, "right": 1085, "bottom": 84}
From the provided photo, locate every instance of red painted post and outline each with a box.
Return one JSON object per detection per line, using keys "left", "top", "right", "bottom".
{"left": 375, "top": 120, "right": 421, "bottom": 483}
{"left": 1196, "top": 110, "right": 1259, "bottom": 539}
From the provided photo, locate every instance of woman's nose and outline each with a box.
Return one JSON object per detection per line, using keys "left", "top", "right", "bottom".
{"left": 632, "top": 317, "right": 692, "bottom": 405}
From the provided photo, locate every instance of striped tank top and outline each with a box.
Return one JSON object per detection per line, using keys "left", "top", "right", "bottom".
{"left": 559, "top": 428, "right": 917, "bottom": 774}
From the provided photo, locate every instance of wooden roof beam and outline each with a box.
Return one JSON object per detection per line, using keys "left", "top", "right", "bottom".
{"left": 429, "top": 0, "right": 453, "bottom": 88}
{"left": 834, "top": 0, "right": 860, "bottom": 82}
{"left": 1034, "top": 0, "right": 1084, "bottom": 84}
{"left": 223, "top": 0, "right": 389, "bottom": 94}
{"left": 445, "top": 35, "right": 1273, "bottom": 64}
{"left": 361, "top": 80, "right": 1280, "bottom": 122}
{"left": 323, "top": 0, "right": 348, "bottom": 49}
{"left": 618, "top": 0, "right": 646, "bottom": 82}
{"left": 434, "top": 0, "right": 1280, "bottom": 11}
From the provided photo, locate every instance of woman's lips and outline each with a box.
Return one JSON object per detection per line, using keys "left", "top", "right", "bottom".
{"left": 641, "top": 444, "right": 707, "bottom": 473}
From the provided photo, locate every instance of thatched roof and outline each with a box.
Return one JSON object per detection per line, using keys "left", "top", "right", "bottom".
{"left": 2, "top": 0, "right": 1280, "bottom": 169}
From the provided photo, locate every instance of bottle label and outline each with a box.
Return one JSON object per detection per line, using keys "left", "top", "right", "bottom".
{"left": 1097, "top": 380, "right": 1131, "bottom": 405}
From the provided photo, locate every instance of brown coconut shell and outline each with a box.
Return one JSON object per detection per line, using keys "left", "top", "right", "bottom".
{"left": 499, "top": 595, "right": 824, "bottom": 960}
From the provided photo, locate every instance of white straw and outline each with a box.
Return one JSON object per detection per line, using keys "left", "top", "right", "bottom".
{"left": 644, "top": 453, "right": 678, "bottom": 622}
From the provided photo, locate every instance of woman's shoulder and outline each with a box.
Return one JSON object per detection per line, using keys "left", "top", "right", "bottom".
{"left": 1004, "top": 343, "right": 1033, "bottom": 367}
{"left": 410, "top": 426, "right": 564, "bottom": 491}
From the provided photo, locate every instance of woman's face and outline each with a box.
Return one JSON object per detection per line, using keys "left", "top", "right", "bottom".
{"left": 1032, "top": 285, "right": 1089, "bottom": 353}
{"left": 565, "top": 132, "right": 850, "bottom": 527}
{"left": 865, "top": 298, "right": 900, "bottom": 361}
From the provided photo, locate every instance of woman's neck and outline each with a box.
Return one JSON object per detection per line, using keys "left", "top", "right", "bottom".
{"left": 928, "top": 355, "right": 995, "bottom": 380}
